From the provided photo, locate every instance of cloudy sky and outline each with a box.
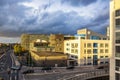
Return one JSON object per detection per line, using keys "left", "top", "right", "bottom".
{"left": 0, "top": 0, "right": 109, "bottom": 43}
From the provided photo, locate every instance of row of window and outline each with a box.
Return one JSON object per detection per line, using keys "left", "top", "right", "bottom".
{"left": 84, "top": 49, "right": 109, "bottom": 54}
{"left": 84, "top": 43, "right": 108, "bottom": 48}
{"left": 71, "top": 49, "right": 78, "bottom": 54}
{"left": 85, "top": 56, "right": 108, "bottom": 59}
{"left": 71, "top": 55, "right": 78, "bottom": 59}
{"left": 66, "top": 43, "right": 78, "bottom": 48}
{"left": 100, "top": 56, "right": 108, "bottom": 58}
{"left": 84, "top": 61, "right": 108, "bottom": 65}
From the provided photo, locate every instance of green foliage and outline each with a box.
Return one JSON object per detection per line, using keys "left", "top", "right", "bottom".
{"left": 14, "top": 44, "right": 26, "bottom": 56}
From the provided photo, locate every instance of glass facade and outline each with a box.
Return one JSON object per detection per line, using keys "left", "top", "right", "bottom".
{"left": 90, "top": 36, "right": 100, "bottom": 40}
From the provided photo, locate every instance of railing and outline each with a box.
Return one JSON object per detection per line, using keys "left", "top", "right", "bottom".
{"left": 64, "top": 69, "right": 109, "bottom": 80}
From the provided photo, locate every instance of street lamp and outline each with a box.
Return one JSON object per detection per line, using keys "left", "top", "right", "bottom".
{"left": 7, "top": 67, "right": 11, "bottom": 80}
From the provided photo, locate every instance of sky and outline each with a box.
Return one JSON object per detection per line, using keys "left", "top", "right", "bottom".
{"left": 0, "top": 0, "right": 109, "bottom": 43}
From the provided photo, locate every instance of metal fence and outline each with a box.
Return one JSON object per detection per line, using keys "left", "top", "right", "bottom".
{"left": 64, "top": 69, "right": 109, "bottom": 80}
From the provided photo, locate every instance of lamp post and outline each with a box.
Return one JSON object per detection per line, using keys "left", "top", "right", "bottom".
{"left": 7, "top": 67, "right": 11, "bottom": 80}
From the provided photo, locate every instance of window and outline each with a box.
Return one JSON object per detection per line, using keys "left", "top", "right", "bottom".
{"left": 100, "top": 62, "right": 104, "bottom": 64}
{"left": 116, "top": 9, "right": 120, "bottom": 17}
{"left": 66, "top": 43, "right": 69, "bottom": 46}
{"left": 87, "top": 57, "right": 91, "bottom": 59}
{"left": 103, "top": 38, "right": 107, "bottom": 40}
{"left": 116, "top": 32, "right": 120, "bottom": 43}
{"left": 116, "top": 73, "right": 120, "bottom": 80}
{"left": 100, "top": 49, "right": 104, "bottom": 53}
{"left": 100, "top": 44, "right": 104, "bottom": 47}
{"left": 74, "top": 43, "right": 78, "bottom": 48}
{"left": 66, "top": 48, "right": 69, "bottom": 51}
{"left": 75, "top": 49, "right": 78, "bottom": 53}
{"left": 93, "top": 43, "right": 98, "bottom": 47}
{"left": 105, "top": 49, "right": 108, "bottom": 53}
{"left": 87, "top": 43, "right": 91, "bottom": 47}
{"left": 87, "top": 49, "right": 91, "bottom": 54}
{"left": 116, "top": 60, "right": 120, "bottom": 67}
{"left": 90, "top": 36, "right": 100, "bottom": 40}
{"left": 93, "top": 49, "right": 98, "bottom": 54}
{"left": 71, "top": 49, "right": 74, "bottom": 53}
{"left": 116, "top": 46, "right": 120, "bottom": 57}
{"left": 84, "top": 43, "right": 86, "bottom": 48}
{"left": 105, "top": 44, "right": 108, "bottom": 48}
{"left": 71, "top": 43, "right": 74, "bottom": 48}
{"left": 116, "top": 18, "right": 120, "bottom": 25}
{"left": 75, "top": 56, "right": 78, "bottom": 59}
{"left": 100, "top": 56, "right": 104, "bottom": 58}
{"left": 105, "top": 56, "right": 108, "bottom": 58}
{"left": 116, "top": 46, "right": 120, "bottom": 53}
{"left": 105, "top": 62, "right": 108, "bottom": 64}
{"left": 71, "top": 43, "right": 78, "bottom": 48}
{"left": 84, "top": 49, "right": 86, "bottom": 54}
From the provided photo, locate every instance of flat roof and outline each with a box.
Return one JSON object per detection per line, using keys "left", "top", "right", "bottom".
{"left": 31, "top": 51, "right": 67, "bottom": 57}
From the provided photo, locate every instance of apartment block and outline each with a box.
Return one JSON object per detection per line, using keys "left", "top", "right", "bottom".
{"left": 64, "top": 28, "right": 110, "bottom": 66}
{"left": 110, "top": 0, "right": 120, "bottom": 80}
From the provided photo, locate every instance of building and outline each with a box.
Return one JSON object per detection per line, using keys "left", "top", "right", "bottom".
{"left": 64, "top": 28, "right": 110, "bottom": 66}
{"left": 21, "top": 34, "right": 49, "bottom": 50}
{"left": 110, "top": 0, "right": 120, "bottom": 80}
{"left": 21, "top": 34, "right": 64, "bottom": 53}
{"left": 30, "top": 39, "right": 68, "bottom": 67}
{"left": 49, "top": 34, "right": 64, "bottom": 52}
{"left": 30, "top": 39, "right": 53, "bottom": 52}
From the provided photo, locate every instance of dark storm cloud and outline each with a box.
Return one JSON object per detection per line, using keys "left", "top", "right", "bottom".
{"left": 61, "top": 0, "right": 97, "bottom": 6}
{"left": 0, "top": 0, "right": 109, "bottom": 38}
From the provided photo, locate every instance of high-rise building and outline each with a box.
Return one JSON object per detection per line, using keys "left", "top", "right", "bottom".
{"left": 64, "top": 28, "right": 110, "bottom": 66}
{"left": 110, "top": 0, "right": 120, "bottom": 80}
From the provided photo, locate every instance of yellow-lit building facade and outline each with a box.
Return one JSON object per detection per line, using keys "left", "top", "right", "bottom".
{"left": 21, "top": 34, "right": 64, "bottom": 53}
{"left": 64, "top": 28, "right": 110, "bottom": 66}
{"left": 29, "top": 39, "right": 68, "bottom": 67}
{"left": 21, "top": 34, "right": 49, "bottom": 50}
{"left": 110, "top": 0, "right": 120, "bottom": 80}
{"left": 49, "top": 34, "right": 64, "bottom": 52}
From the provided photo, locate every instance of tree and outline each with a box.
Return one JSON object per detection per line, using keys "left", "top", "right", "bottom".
{"left": 13, "top": 44, "right": 22, "bottom": 56}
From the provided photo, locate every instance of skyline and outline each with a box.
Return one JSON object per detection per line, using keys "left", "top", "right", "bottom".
{"left": 0, "top": 0, "right": 109, "bottom": 43}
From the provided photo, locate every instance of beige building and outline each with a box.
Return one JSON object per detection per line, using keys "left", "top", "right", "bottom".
{"left": 21, "top": 34, "right": 64, "bottom": 53}
{"left": 64, "top": 28, "right": 110, "bottom": 66}
{"left": 110, "top": 0, "right": 120, "bottom": 80}
{"left": 21, "top": 34, "right": 49, "bottom": 50}
{"left": 30, "top": 39, "right": 68, "bottom": 67}
{"left": 49, "top": 34, "right": 64, "bottom": 52}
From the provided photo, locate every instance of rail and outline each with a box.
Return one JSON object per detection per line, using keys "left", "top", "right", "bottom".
{"left": 64, "top": 69, "right": 109, "bottom": 80}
